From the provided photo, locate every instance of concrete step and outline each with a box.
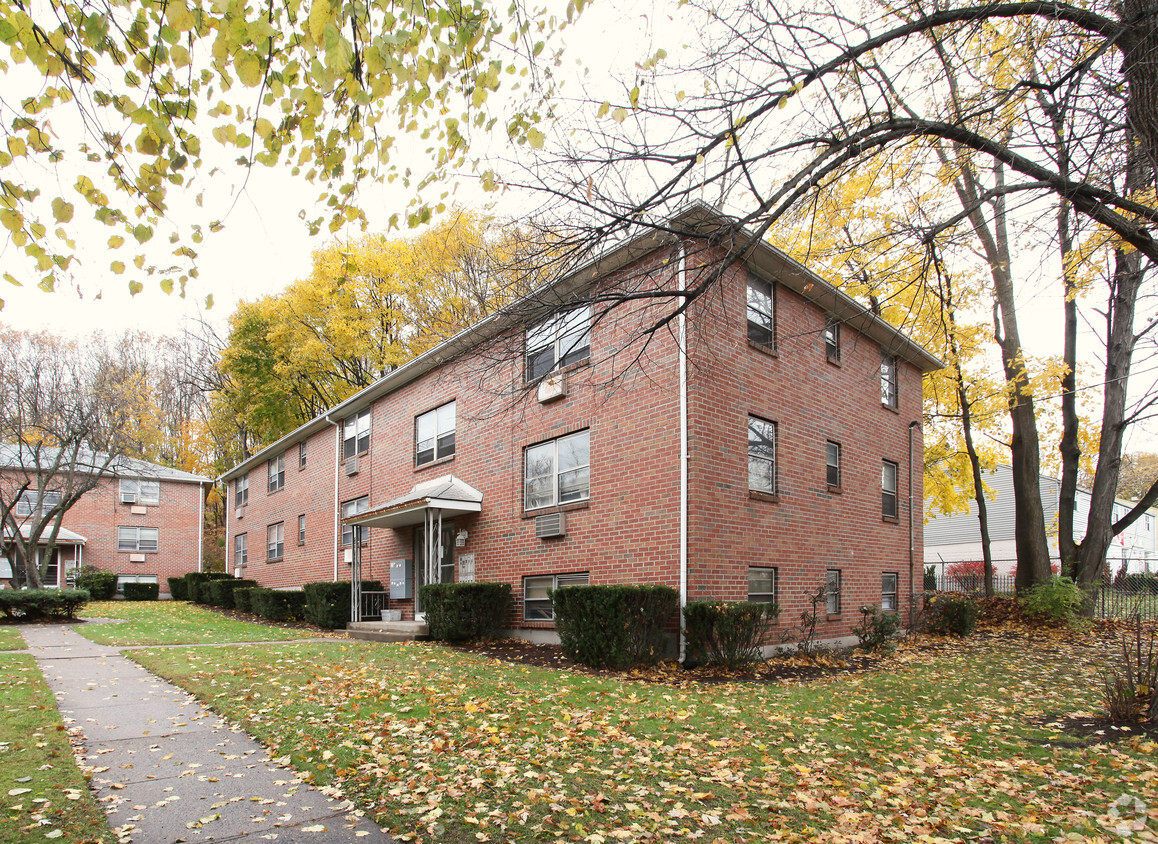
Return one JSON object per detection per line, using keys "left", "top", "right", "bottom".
{"left": 346, "top": 620, "right": 429, "bottom": 642}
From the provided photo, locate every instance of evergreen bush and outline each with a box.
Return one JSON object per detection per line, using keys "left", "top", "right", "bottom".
{"left": 550, "top": 584, "right": 679, "bottom": 669}
{"left": 233, "top": 587, "right": 256, "bottom": 613}
{"left": 0, "top": 588, "right": 90, "bottom": 619}
{"left": 207, "top": 578, "right": 258, "bottom": 609}
{"left": 167, "top": 576, "right": 189, "bottom": 601}
{"left": 303, "top": 580, "right": 385, "bottom": 629}
{"left": 925, "top": 593, "right": 979, "bottom": 636}
{"left": 74, "top": 566, "right": 117, "bottom": 600}
{"left": 419, "top": 582, "right": 512, "bottom": 642}
{"left": 122, "top": 582, "right": 159, "bottom": 601}
{"left": 683, "top": 600, "right": 779, "bottom": 668}
{"left": 185, "top": 571, "right": 233, "bottom": 604}
{"left": 249, "top": 588, "right": 307, "bottom": 622}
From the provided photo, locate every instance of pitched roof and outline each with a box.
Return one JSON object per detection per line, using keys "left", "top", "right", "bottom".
{"left": 0, "top": 444, "right": 210, "bottom": 485}
{"left": 221, "top": 202, "right": 944, "bottom": 481}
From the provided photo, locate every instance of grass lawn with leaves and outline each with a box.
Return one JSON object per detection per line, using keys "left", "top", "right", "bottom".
{"left": 0, "top": 626, "right": 28, "bottom": 650}
{"left": 73, "top": 601, "right": 317, "bottom": 646}
{"left": 130, "top": 629, "right": 1158, "bottom": 843}
{"left": 0, "top": 654, "right": 112, "bottom": 843}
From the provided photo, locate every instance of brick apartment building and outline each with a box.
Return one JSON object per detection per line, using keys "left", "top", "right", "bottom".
{"left": 1, "top": 447, "right": 211, "bottom": 595}
{"left": 220, "top": 205, "right": 941, "bottom": 643}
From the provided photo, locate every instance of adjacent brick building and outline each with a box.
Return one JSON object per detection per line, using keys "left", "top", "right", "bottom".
{"left": 0, "top": 447, "right": 211, "bottom": 595}
{"left": 221, "top": 205, "right": 941, "bottom": 643}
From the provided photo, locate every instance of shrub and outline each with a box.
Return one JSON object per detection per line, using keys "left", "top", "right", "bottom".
{"left": 122, "top": 582, "right": 159, "bottom": 601}
{"left": 185, "top": 571, "right": 233, "bottom": 604}
{"left": 1022, "top": 575, "right": 1086, "bottom": 626}
{"left": 303, "top": 580, "right": 385, "bottom": 629}
{"left": 74, "top": 566, "right": 118, "bottom": 600}
{"left": 233, "top": 587, "right": 256, "bottom": 613}
{"left": 550, "top": 585, "right": 679, "bottom": 669}
{"left": 0, "top": 588, "right": 90, "bottom": 620}
{"left": 852, "top": 605, "right": 902, "bottom": 652}
{"left": 683, "top": 601, "right": 779, "bottom": 668}
{"left": 1102, "top": 622, "right": 1157, "bottom": 724}
{"left": 249, "top": 588, "right": 307, "bottom": 622}
{"left": 167, "top": 576, "right": 189, "bottom": 601}
{"left": 419, "top": 582, "right": 512, "bottom": 642}
{"left": 947, "top": 560, "right": 985, "bottom": 592}
{"left": 925, "top": 593, "right": 979, "bottom": 636}
{"left": 207, "top": 578, "right": 258, "bottom": 609}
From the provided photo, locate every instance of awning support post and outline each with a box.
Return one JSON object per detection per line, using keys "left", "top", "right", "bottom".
{"left": 350, "top": 525, "right": 363, "bottom": 624}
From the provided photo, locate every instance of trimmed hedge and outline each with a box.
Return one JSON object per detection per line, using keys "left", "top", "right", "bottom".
{"left": 167, "top": 576, "right": 189, "bottom": 601}
{"left": 249, "top": 588, "right": 307, "bottom": 622}
{"left": 233, "top": 587, "right": 256, "bottom": 613}
{"left": 419, "top": 582, "right": 512, "bottom": 642}
{"left": 303, "top": 580, "right": 385, "bottom": 629}
{"left": 185, "top": 571, "right": 233, "bottom": 604}
{"left": 925, "top": 593, "right": 979, "bottom": 636}
{"left": 75, "top": 566, "right": 118, "bottom": 601}
{"left": 683, "top": 600, "right": 779, "bottom": 668}
{"left": 0, "top": 588, "right": 90, "bottom": 620}
{"left": 207, "top": 578, "right": 257, "bottom": 609}
{"left": 550, "top": 584, "right": 679, "bottom": 669}
{"left": 123, "top": 582, "right": 160, "bottom": 601}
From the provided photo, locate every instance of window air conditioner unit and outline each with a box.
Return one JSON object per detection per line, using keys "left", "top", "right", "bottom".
{"left": 535, "top": 512, "right": 567, "bottom": 539}
{"left": 235, "top": 508, "right": 244, "bottom": 520}
{"left": 121, "top": 492, "right": 136, "bottom": 504}
{"left": 537, "top": 373, "right": 567, "bottom": 404}
{"left": 345, "top": 456, "right": 360, "bottom": 476}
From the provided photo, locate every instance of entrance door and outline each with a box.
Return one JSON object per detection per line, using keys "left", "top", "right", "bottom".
{"left": 413, "top": 518, "right": 454, "bottom": 619}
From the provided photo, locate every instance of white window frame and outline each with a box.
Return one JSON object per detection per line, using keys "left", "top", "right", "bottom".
{"left": 523, "top": 572, "right": 589, "bottom": 621}
{"left": 748, "top": 566, "right": 777, "bottom": 604}
{"left": 341, "top": 496, "right": 369, "bottom": 546}
{"left": 415, "top": 401, "right": 456, "bottom": 466}
{"left": 826, "top": 568, "right": 842, "bottom": 615}
{"left": 118, "top": 526, "right": 159, "bottom": 553}
{"left": 235, "top": 474, "right": 249, "bottom": 508}
{"left": 747, "top": 416, "right": 778, "bottom": 495}
{"left": 299, "top": 440, "right": 307, "bottom": 470}
{"left": 15, "top": 489, "right": 62, "bottom": 517}
{"left": 268, "top": 453, "right": 285, "bottom": 493}
{"left": 524, "top": 430, "right": 590, "bottom": 511}
{"left": 119, "top": 479, "right": 160, "bottom": 506}
{"left": 525, "top": 305, "right": 591, "bottom": 381}
{"left": 266, "top": 522, "right": 284, "bottom": 561}
{"left": 881, "top": 572, "right": 898, "bottom": 613}
{"left": 234, "top": 533, "right": 248, "bottom": 568}
{"left": 298, "top": 514, "right": 306, "bottom": 544}
{"left": 343, "top": 409, "right": 371, "bottom": 460}
{"left": 881, "top": 354, "right": 898, "bottom": 409}
{"left": 826, "top": 440, "right": 841, "bottom": 489}
{"left": 882, "top": 459, "right": 899, "bottom": 519}
{"left": 746, "top": 275, "right": 776, "bottom": 349}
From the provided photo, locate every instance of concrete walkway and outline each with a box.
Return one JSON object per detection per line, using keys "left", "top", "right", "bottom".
{"left": 21, "top": 624, "right": 394, "bottom": 843}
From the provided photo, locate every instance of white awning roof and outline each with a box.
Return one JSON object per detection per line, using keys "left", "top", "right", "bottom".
{"left": 345, "top": 475, "right": 482, "bottom": 529}
{"left": 17, "top": 525, "right": 88, "bottom": 545}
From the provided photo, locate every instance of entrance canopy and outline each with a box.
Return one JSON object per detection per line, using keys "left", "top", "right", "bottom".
{"left": 17, "top": 525, "right": 88, "bottom": 545}
{"left": 345, "top": 475, "right": 482, "bottom": 530}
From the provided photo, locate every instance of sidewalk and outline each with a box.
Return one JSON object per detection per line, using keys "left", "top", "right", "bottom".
{"left": 21, "top": 624, "right": 394, "bottom": 843}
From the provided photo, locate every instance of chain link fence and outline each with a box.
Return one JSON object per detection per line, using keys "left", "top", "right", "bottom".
{"left": 926, "top": 559, "right": 1158, "bottom": 620}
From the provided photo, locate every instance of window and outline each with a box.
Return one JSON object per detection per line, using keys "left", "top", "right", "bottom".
{"left": 343, "top": 409, "right": 371, "bottom": 459}
{"left": 826, "top": 441, "right": 841, "bottom": 489}
{"left": 118, "top": 527, "right": 159, "bottom": 552}
{"left": 119, "top": 479, "right": 160, "bottom": 505}
{"left": 824, "top": 318, "right": 840, "bottom": 362}
{"left": 299, "top": 441, "right": 307, "bottom": 470}
{"left": 235, "top": 475, "right": 249, "bottom": 508}
{"left": 15, "top": 490, "right": 62, "bottom": 517}
{"left": 748, "top": 566, "right": 777, "bottom": 604}
{"left": 234, "top": 533, "right": 248, "bottom": 569}
{"left": 826, "top": 569, "right": 842, "bottom": 615}
{"left": 526, "top": 305, "right": 591, "bottom": 381}
{"left": 746, "top": 276, "right": 776, "bottom": 348}
{"left": 881, "top": 354, "right": 898, "bottom": 408}
{"left": 268, "top": 453, "right": 285, "bottom": 493}
{"left": 266, "top": 522, "right": 284, "bottom": 561}
{"left": 524, "top": 430, "right": 590, "bottom": 510}
{"left": 1147, "top": 514, "right": 1155, "bottom": 532}
{"left": 341, "top": 496, "right": 369, "bottom": 546}
{"left": 747, "top": 416, "right": 777, "bottom": 495}
{"left": 416, "top": 401, "right": 456, "bottom": 466}
{"left": 882, "top": 460, "right": 899, "bottom": 519}
{"left": 523, "top": 572, "right": 589, "bottom": 621}
{"left": 117, "top": 574, "right": 158, "bottom": 593}
{"left": 298, "top": 514, "right": 306, "bottom": 544}
{"left": 882, "top": 572, "right": 898, "bottom": 612}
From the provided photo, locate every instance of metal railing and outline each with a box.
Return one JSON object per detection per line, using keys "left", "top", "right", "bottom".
{"left": 360, "top": 591, "right": 390, "bottom": 621}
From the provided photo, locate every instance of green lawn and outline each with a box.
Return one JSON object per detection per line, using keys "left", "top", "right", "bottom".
{"left": 0, "top": 626, "right": 27, "bottom": 650}
{"left": 130, "top": 631, "right": 1158, "bottom": 844}
{"left": 0, "top": 654, "right": 112, "bottom": 843}
{"left": 74, "top": 600, "right": 318, "bottom": 646}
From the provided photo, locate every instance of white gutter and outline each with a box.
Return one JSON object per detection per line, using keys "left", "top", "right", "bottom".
{"left": 326, "top": 414, "right": 342, "bottom": 581}
{"left": 678, "top": 243, "right": 689, "bottom": 663}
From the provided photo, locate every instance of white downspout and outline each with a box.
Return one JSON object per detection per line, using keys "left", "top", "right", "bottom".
{"left": 198, "top": 482, "right": 205, "bottom": 574}
{"left": 327, "top": 416, "right": 342, "bottom": 581}
{"left": 678, "top": 243, "right": 689, "bottom": 663}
